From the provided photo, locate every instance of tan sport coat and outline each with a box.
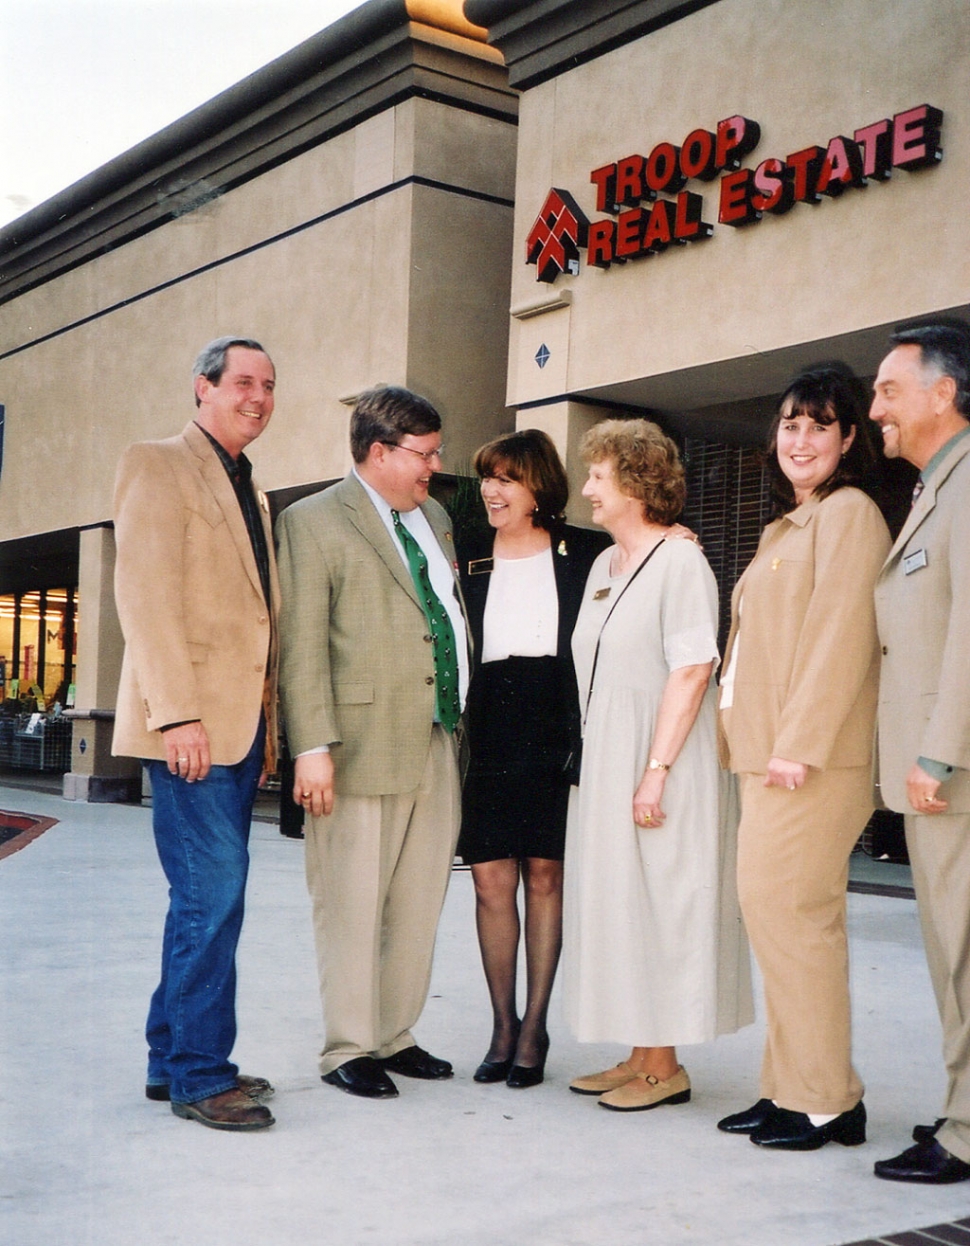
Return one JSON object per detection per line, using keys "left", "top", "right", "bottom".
{"left": 112, "top": 421, "right": 280, "bottom": 766}
{"left": 875, "top": 431, "right": 970, "bottom": 813}
{"left": 720, "top": 487, "right": 890, "bottom": 774}
{"left": 276, "top": 473, "right": 466, "bottom": 795}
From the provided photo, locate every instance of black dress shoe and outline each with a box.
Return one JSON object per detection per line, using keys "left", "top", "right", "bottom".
{"left": 717, "top": 1098, "right": 775, "bottom": 1134}
{"left": 875, "top": 1138, "right": 970, "bottom": 1184}
{"left": 322, "top": 1056, "right": 399, "bottom": 1098}
{"left": 506, "top": 1035, "right": 549, "bottom": 1089}
{"left": 506, "top": 1061, "right": 545, "bottom": 1089}
{"left": 912, "top": 1117, "right": 946, "bottom": 1142}
{"left": 474, "top": 1057, "right": 514, "bottom": 1083}
{"left": 750, "top": 1100, "right": 866, "bottom": 1150}
{"left": 380, "top": 1046, "right": 453, "bottom": 1080}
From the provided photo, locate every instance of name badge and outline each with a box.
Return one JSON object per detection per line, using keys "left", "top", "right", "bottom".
{"left": 467, "top": 557, "right": 493, "bottom": 576}
{"left": 903, "top": 548, "right": 928, "bottom": 575}
{"left": 593, "top": 587, "right": 611, "bottom": 600}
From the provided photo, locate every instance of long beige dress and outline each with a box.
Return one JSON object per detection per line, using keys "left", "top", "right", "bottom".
{"left": 563, "top": 538, "right": 752, "bottom": 1047}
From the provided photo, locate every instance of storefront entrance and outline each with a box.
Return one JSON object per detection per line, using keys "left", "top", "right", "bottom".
{"left": 0, "top": 529, "right": 79, "bottom": 774}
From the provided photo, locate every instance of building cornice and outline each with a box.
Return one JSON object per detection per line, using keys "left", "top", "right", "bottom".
{"left": 464, "top": 0, "right": 722, "bottom": 90}
{"left": 0, "top": 0, "right": 515, "bottom": 306}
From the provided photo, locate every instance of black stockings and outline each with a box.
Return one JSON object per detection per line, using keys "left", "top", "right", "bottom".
{"left": 471, "top": 857, "right": 563, "bottom": 1068}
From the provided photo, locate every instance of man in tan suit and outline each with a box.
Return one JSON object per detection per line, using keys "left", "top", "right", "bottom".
{"left": 276, "top": 385, "right": 467, "bottom": 1099}
{"left": 113, "top": 337, "right": 280, "bottom": 1131}
{"left": 871, "top": 320, "right": 970, "bottom": 1184}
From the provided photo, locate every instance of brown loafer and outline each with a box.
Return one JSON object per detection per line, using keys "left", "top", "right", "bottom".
{"left": 147, "top": 1074, "right": 274, "bottom": 1102}
{"left": 171, "top": 1087, "right": 275, "bottom": 1131}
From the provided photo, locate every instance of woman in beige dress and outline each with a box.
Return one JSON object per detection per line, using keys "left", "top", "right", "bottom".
{"left": 564, "top": 418, "right": 751, "bottom": 1112}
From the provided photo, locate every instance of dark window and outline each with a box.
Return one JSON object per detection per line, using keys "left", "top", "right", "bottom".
{"left": 681, "top": 438, "right": 771, "bottom": 656}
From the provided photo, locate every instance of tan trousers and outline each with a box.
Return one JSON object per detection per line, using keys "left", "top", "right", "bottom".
{"left": 737, "top": 767, "right": 871, "bottom": 1114}
{"left": 305, "top": 726, "right": 461, "bottom": 1076}
{"left": 906, "top": 809, "right": 970, "bottom": 1164}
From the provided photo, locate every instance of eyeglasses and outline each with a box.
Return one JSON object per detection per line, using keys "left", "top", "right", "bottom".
{"left": 382, "top": 441, "right": 444, "bottom": 464}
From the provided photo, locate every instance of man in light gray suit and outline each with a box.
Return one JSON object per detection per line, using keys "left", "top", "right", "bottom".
{"left": 871, "top": 320, "right": 970, "bottom": 1184}
{"left": 276, "top": 386, "right": 468, "bottom": 1099}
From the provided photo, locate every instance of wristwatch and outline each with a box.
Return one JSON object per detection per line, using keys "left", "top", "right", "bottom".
{"left": 647, "top": 757, "right": 671, "bottom": 772}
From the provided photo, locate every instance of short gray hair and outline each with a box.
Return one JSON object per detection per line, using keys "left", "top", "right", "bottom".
{"left": 890, "top": 320, "right": 970, "bottom": 417}
{"left": 193, "top": 336, "right": 271, "bottom": 406}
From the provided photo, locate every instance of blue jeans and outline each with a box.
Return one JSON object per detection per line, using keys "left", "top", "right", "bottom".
{"left": 144, "top": 717, "right": 265, "bottom": 1104}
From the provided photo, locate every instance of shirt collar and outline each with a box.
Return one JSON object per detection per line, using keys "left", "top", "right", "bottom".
{"left": 353, "top": 466, "right": 416, "bottom": 523}
{"left": 195, "top": 422, "right": 252, "bottom": 482}
{"left": 920, "top": 423, "right": 970, "bottom": 485}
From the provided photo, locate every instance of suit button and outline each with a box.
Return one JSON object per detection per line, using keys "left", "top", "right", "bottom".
{"left": 424, "top": 634, "right": 432, "bottom": 643}
{"left": 881, "top": 645, "right": 888, "bottom": 655}
{"left": 255, "top": 663, "right": 263, "bottom": 672}
{"left": 425, "top": 676, "right": 435, "bottom": 685}
{"left": 258, "top": 615, "right": 268, "bottom": 624}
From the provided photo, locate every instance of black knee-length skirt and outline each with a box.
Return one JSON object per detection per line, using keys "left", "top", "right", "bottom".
{"left": 458, "top": 655, "right": 572, "bottom": 865}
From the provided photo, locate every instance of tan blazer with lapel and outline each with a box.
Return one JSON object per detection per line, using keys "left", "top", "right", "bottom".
{"left": 875, "top": 432, "right": 970, "bottom": 813}
{"left": 720, "top": 487, "right": 890, "bottom": 774}
{"left": 276, "top": 473, "right": 466, "bottom": 796}
{"left": 112, "top": 421, "right": 280, "bottom": 766}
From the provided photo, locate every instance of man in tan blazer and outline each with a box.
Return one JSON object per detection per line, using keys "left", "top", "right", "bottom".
{"left": 113, "top": 337, "right": 280, "bottom": 1132}
{"left": 871, "top": 320, "right": 970, "bottom": 1184}
{"left": 276, "top": 385, "right": 468, "bottom": 1099}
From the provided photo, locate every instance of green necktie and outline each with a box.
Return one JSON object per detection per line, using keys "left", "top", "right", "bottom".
{"left": 391, "top": 510, "right": 461, "bottom": 733}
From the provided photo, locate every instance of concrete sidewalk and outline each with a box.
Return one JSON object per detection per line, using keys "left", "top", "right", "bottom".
{"left": 0, "top": 783, "right": 967, "bottom": 1246}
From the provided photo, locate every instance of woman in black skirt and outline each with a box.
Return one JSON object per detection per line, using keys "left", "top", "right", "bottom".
{"left": 459, "top": 430, "right": 608, "bottom": 1087}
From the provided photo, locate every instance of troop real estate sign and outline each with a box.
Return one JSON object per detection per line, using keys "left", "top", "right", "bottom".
{"left": 526, "top": 105, "right": 943, "bottom": 282}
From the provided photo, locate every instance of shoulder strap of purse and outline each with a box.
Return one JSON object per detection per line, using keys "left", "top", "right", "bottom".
{"left": 582, "top": 538, "right": 665, "bottom": 727}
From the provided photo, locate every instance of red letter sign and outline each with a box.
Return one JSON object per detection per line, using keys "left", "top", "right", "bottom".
{"left": 892, "top": 105, "right": 944, "bottom": 170}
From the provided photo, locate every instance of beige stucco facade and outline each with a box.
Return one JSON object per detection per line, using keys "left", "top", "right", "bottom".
{"left": 0, "top": 2, "right": 516, "bottom": 796}
{"left": 0, "top": 94, "right": 515, "bottom": 542}
{"left": 0, "top": 0, "right": 967, "bottom": 796}
{"left": 507, "top": 0, "right": 969, "bottom": 432}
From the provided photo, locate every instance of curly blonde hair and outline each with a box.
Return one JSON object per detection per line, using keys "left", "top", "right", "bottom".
{"left": 581, "top": 418, "right": 685, "bottom": 525}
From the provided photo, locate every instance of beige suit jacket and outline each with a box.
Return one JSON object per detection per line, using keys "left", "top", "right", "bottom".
{"left": 112, "top": 421, "right": 280, "bottom": 766}
{"left": 720, "top": 487, "right": 890, "bottom": 774}
{"left": 875, "top": 432, "right": 970, "bottom": 813}
{"left": 276, "top": 473, "right": 466, "bottom": 795}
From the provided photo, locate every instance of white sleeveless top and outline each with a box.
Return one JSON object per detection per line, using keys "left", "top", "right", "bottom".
{"left": 481, "top": 548, "right": 558, "bottom": 663}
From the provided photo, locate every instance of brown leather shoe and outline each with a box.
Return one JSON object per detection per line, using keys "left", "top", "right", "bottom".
{"left": 171, "top": 1087, "right": 275, "bottom": 1131}
{"left": 147, "top": 1074, "right": 274, "bottom": 1103}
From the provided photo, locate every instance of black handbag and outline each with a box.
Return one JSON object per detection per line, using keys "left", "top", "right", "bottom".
{"left": 563, "top": 539, "right": 664, "bottom": 786}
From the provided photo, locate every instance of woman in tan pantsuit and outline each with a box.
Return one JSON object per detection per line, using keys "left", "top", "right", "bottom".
{"left": 717, "top": 366, "right": 891, "bottom": 1151}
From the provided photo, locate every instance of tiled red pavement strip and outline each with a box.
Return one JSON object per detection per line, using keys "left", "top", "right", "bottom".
{"left": 0, "top": 809, "right": 57, "bottom": 861}
{"left": 840, "top": 1219, "right": 970, "bottom": 1245}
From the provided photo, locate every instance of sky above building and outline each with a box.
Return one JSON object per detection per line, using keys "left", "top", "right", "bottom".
{"left": 0, "top": 0, "right": 365, "bottom": 230}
